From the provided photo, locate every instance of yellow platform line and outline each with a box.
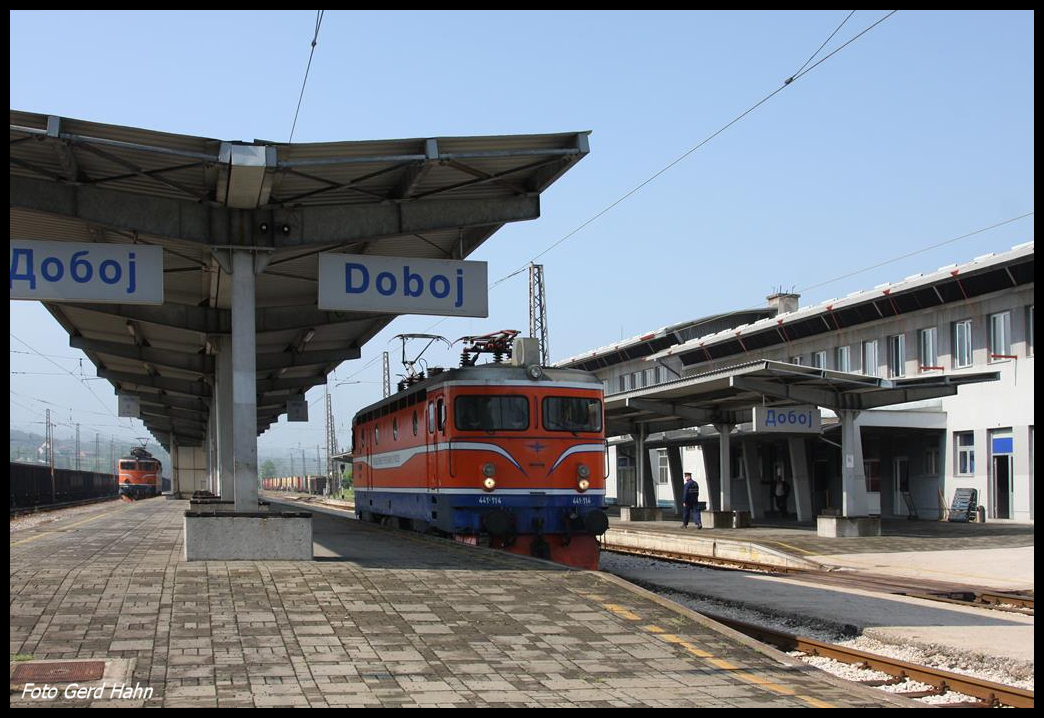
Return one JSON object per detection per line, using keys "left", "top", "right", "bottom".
{"left": 640, "top": 624, "right": 836, "bottom": 708}
{"left": 766, "top": 540, "right": 820, "bottom": 556}
{"left": 603, "top": 603, "right": 642, "bottom": 621}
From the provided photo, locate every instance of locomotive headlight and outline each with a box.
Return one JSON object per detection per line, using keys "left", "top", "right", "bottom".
{"left": 482, "top": 462, "right": 496, "bottom": 478}
{"left": 577, "top": 478, "right": 591, "bottom": 492}
{"left": 526, "top": 364, "right": 543, "bottom": 380}
{"left": 577, "top": 464, "right": 591, "bottom": 480}
{"left": 482, "top": 477, "right": 497, "bottom": 492}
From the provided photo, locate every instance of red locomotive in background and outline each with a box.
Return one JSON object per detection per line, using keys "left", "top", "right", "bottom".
{"left": 117, "top": 446, "right": 161, "bottom": 499}
{"left": 352, "top": 332, "right": 609, "bottom": 569}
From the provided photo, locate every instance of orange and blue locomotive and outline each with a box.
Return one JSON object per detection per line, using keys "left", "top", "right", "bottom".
{"left": 352, "top": 333, "right": 609, "bottom": 569}
{"left": 118, "top": 446, "right": 162, "bottom": 499}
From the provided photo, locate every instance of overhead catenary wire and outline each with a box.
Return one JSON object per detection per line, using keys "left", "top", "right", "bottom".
{"left": 796, "top": 211, "right": 1034, "bottom": 295}
{"left": 289, "top": 10, "right": 326, "bottom": 144}
{"left": 8, "top": 334, "right": 148, "bottom": 442}
{"left": 413, "top": 11, "right": 901, "bottom": 340}
{"left": 488, "top": 10, "right": 900, "bottom": 290}
{"left": 787, "top": 10, "right": 857, "bottom": 82}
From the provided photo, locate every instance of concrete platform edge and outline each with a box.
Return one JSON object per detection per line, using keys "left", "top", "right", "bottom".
{"left": 591, "top": 571, "right": 925, "bottom": 708}
{"left": 605, "top": 526, "right": 825, "bottom": 571}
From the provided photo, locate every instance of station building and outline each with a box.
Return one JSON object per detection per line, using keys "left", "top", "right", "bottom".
{"left": 557, "top": 243, "right": 1034, "bottom": 523}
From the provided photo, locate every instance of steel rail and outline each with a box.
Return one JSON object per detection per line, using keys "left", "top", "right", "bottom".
{"left": 705, "top": 614, "right": 1034, "bottom": 709}
{"left": 601, "top": 543, "right": 1034, "bottom": 616}
{"left": 600, "top": 540, "right": 802, "bottom": 573}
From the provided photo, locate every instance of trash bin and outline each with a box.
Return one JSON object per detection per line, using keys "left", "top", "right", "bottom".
{"left": 975, "top": 505, "right": 986, "bottom": 523}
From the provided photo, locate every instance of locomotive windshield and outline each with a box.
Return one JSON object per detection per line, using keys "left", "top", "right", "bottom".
{"left": 543, "top": 397, "right": 602, "bottom": 433}
{"left": 119, "top": 461, "right": 136, "bottom": 470}
{"left": 454, "top": 395, "right": 529, "bottom": 432}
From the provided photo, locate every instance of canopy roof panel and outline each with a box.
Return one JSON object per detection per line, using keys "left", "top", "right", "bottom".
{"left": 11, "top": 111, "right": 590, "bottom": 450}
{"left": 604, "top": 360, "right": 999, "bottom": 436}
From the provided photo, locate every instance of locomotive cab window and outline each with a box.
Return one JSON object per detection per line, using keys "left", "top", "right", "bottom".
{"left": 454, "top": 395, "right": 529, "bottom": 432}
{"left": 119, "top": 461, "right": 136, "bottom": 470}
{"left": 543, "top": 397, "right": 602, "bottom": 433}
{"left": 437, "top": 398, "right": 446, "bottom": 433}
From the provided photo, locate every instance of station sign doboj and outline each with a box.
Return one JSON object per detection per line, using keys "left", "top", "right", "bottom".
{"left": 318, "top": 253, "right": 488, "bottom": 317}
{"left": 10, "top": 240, "right": 164, "bottom": 304}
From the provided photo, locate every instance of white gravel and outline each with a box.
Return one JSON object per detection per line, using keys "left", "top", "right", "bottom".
{"left": 10, "top": 498, "right": 122, "bottom": 534}
{"left": 599, "top": 551, "right": 1034, "bottom": 704}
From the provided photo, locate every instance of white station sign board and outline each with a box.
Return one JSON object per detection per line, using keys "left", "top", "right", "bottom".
{"left": 318, "top": 253, "right": 488, "bottom": 317}
{"left": 753, "top": 405, "right": 822, "bottom": 434}
{"left": 286, "top": 398, "right": 309, "bottom": 423}
{"left": 10, "top": 240, "right": 164, "bottom": 304}
{"left": 118, "top": 395, "right": 141, "bottom": 419}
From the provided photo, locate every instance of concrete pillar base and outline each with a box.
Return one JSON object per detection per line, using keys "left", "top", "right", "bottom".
{"left": 702, "top": 511, "right": 736, "bottom": 529}
{"left": 732, "top": 511, "right": 751, "bottom": 528}
{"left": 619, "top": 507, "right": 662, "bottom": 522}
{"left": 184, "top": 512, "right": 313, "bottom": 560}
{"left": 817, "top": 515, "right": 881, "bottom": 538}
{"left": 189, "top": 499, "right": 271, "bottom": 511}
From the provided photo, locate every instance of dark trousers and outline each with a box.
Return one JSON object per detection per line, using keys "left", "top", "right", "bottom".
{"left": 775, "top": 494, "right": 787, "bottom": 513}
{"left": 683, "top": 503, "right": 702, "bottom": 527}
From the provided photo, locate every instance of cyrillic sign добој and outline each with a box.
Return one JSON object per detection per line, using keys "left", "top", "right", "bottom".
{"left": 10, "top": 240, "right": 163, "bottom": 304}
{"left": 753, "top": 405, "right": 822, "bottom": 433}
{"left": 317, "top": 253, "right": 488, "bottom": 317}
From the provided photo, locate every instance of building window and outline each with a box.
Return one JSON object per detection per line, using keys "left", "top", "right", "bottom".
{"left": 862, "top": 340, "right": 879, "bottom": 377}
{"left": 954, "top": 320, "right": 973, "bottom": 368}
{"left": 863, "top": 459, "right": 880, "bottom": 492}
{"left": 955, "top": 431, "right": 975, "bottom": 476}
{"left": 812, "top": 351, "right": 826, "bottom": 369}
{"left": 887, "top": 334, "right": 905, "bottom": 377}
{"left": 989, "top": 311, "right": 1012, "bottom": 361}
{"left": 632, "top": 371, "right": 643, "bottom": 389}
{"left": 924, "top": 447, "right": 939, "bottom": 476}
{"left": 790, "top": 355, "right": 804, "bottom": 366}
{"left": 919, "top": 327, "right": 939, "bottom": 372}
{"left": 619, "top": 375, "right": 628, "bottom": 393}
{"left": 657, "top": 450, "right": 669, "bottom": 485}
{"left": 836, "top": 346, "right": 851, "bottom": 373}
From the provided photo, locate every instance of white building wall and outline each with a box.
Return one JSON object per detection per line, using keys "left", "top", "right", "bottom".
{"left": 596, "top": 283, "right": 1033, "bottom": 521}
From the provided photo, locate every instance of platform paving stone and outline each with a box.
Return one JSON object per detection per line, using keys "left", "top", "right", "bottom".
{"left": 10, "top": 499, "right": 918, "bottom": 708}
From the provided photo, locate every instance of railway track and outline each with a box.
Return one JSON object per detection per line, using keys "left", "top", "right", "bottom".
{"left": 10, "top": 495, "right": 120, "bottom": 517}
{"left": 276, "top": 492, "right": 1033, "bottom": 706}
{"left": 707, "top": 614, "right": 1034, "bottom": 708}
{"left": 600, "top": 542, "right": 1034, "bottom": 616}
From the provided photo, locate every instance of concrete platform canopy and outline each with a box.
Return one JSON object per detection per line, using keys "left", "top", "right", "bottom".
{"left": 10, "top": 110, "right": 590, "bottom": 511}
{"left": 603, "top": 360, "right": 999, "bottom": 526}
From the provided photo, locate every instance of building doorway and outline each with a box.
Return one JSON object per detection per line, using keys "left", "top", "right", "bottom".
{"left": 616, "top": 447, "right": 636, "bottom": 507}
{"left": 813, "top": 460, "right": 831, "bottom": 515}
{"left": 893, "top": 457, "right": 910, "bottom": 517}
{"left": 992, "top": 455, "right": 1013, "bottom": 519}
{"left": 990, "top": 431, "right": 1014, "bottom": 519}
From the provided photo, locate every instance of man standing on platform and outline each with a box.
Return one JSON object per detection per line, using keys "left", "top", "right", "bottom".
{"left": 682, "top": 472, "right": 702, "bottom": 529}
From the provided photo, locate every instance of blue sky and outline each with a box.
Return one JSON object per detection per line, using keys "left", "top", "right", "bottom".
{"left": 9, "top": 10, "right": 1035, "bottom": 460}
